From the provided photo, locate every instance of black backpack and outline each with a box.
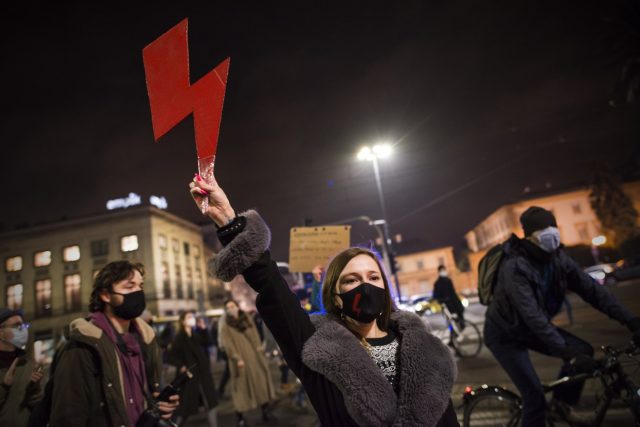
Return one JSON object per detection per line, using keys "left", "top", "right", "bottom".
{"left": 477, "top": 244, "right": 505, "bottom": 305}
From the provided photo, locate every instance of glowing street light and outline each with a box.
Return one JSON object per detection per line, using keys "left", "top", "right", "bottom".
{"left": 357, "top": 142, "right": 401, "bottom": 298}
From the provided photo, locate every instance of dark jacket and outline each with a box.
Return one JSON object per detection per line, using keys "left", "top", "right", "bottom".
{"left": 212, "top": 210, "right": 459, "bottom": 427}
{"left": 486, "top": 235, "right": 635, "bottom": 356}
{"left": 433, "top": 276, "right": 464, "bottom": 315}
{"left": 50, "top": 317, "right": 161, "bottom": 427}
{"left": 167, "top": 328, "right": 218, "bottom": 418}
{"left": 0, "top": 349, "right": 43, "bottom": 426}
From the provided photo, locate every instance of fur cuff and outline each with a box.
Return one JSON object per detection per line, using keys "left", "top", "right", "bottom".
{"left": 210, "top": 210, "right": 271, "bottom": 281}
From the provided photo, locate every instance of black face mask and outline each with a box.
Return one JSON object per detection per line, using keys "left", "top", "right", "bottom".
{"left": 111, "top": 290, "right": 146, "bottom": 320}
{"left": 337, "top": 282, "right": 386, "bottom": 323}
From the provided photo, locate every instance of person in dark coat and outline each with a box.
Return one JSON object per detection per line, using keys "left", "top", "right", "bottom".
{"left": 432, "top": 265, "right": 465, "bottom": 329}
{"left": 188, "top": 173, "right": 459, "bottom": 427}
{"left": 485, "top": 206, "right": 640, "bottom": 427}
{"left": 168, "top": 311, "right": 219, "bottom": 427}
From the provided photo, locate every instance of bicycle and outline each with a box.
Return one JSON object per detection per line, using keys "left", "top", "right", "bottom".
{"left": 462, "top": 343, "right": 640, "bottom": 426}
{"left": 418, "top": 300, "right": 483, "bottom": 358}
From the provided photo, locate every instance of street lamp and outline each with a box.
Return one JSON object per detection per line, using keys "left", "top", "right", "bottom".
{"left": 357, "top": 142, "right": 402, "bottom": 299}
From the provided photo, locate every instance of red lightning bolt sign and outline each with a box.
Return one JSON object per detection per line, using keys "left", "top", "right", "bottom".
{"left": 143, "top": 19, "right": 229, "bottom": 212}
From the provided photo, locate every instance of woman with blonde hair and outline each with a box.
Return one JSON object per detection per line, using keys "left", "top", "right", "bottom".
{"left": 189, "top": 173, "right": 458, "bottom": 426}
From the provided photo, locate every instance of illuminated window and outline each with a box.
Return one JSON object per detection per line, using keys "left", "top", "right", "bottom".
{"left": 64, "top": 274, "right": 82, "bottom": 312}
{"left": 158, "top": 234, "right": 168, "bottom": 250}
{"left": 90, "top": 239, "right": 109, "bottom": 257}
{"left": 5, "top": 256, "right": 22, "bottom": 272}
{"left": 34, "top": 251, "right": 52, "bottom": 267}
{"left": 63, "top": 245, "right": 81, "bottom": 262}
{"left": 121, "top": 235, "right": 139, "bottom": 252}
{"left": 35, "top": 279, "right": 52, "bottom": 317}
{"left": 172, "top": 238, "right": 179, "bottom": 253}
{"left": 192, "top": 246, "right": 200, "bottom": 257}
{"left": 6, "top": 284, "right": 23, "bottom": 310}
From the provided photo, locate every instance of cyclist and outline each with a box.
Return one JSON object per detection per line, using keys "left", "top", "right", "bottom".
{"left": 433, "top": 265, "right": 466, "bottom": 331}
{"left": 484, "top": 206, "right": 640, "bottom": 427}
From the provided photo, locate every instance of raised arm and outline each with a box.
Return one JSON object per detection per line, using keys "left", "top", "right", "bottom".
{"left": 189, "top": 173, "right": 316, "bottom": 376}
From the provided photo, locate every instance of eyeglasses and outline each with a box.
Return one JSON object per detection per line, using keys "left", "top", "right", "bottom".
{"left": 0, "top": 322, "right": 30, "bottom": 331}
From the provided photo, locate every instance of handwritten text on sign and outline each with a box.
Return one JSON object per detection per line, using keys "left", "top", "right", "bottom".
{"left": 289, "top": 226, "right": 351, "bottom": 273}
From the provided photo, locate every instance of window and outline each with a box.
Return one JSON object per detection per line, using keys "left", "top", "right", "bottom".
{"left": 34, "top": 251, "right": 52, "bottom": 267}
{"left": 64, "top": 274, "right": 82, "bottom": 312}
{"left": 416, "top": 260, "right": 424, "bottom": 270}
{"left": 90, "top": 239, "right": 109, "bottom": 257}
{"left": 572, "top": 203, "right": 582, "bottom": 214}
{"left": 35, "top": 279, "right": 52, "bottom": 317}
{"left": 575, "top": 223, "right": 589, "bottom": 243}
{"left": 186, "top": 267, "right": 194, "bottom": 299}
{"left": 63, "top": 245, "right": 81, "bottom": 262}
{"left": 437, "top": 257, "right": 445, "bottom": 268}
{"left": 158, "top": 234, "right": 168, "bottom": 250}
{"left": 172, "top": 238, "right": 180, "bottom": 253}
{"left": 192, "top": 245, "right": 200, "bottom": 257}
{"left": 194, "top": 268, "right": 203, "bottom": 292}
{"left": 6, "top": 284, "right": 23, "bottom": 309}
{"left": 5, "top": 256, "right": 22, "bottom": 272}
{"left": 183, "top": 242, "right": 190, "bottom": 256}
{"left": 175, "top": 264, "right": 183, "bottom": 299}
{"left": 121, "top": 235, "right": 139, "bottom": 252}
{"left": 162, "top": 262, "right": 171, "bottom": 298}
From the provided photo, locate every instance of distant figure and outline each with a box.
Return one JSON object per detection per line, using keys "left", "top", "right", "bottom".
{"left": 433, "top": 265, "right": 465, "bottom": 330}
{"left": 309, "top": 265, "right": 324, "bottom": 313}
{"left": 168, "top": 311, "right": 218, "bottom": 426}
{"left": 0, "top": 308, "right": 44, "bottom": 426}
{"left": 220, "top": 300, "right": 276, "bottom": 426}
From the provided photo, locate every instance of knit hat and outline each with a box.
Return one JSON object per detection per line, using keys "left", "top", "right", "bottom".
{"left": 520, "top": 206, "right": 557, "bottom": 237}
{"left": 0, "top": 308, "right": 23, "bottom": 326}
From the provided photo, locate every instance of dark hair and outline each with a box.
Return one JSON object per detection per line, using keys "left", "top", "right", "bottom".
{"left": 322, "top": 247, "right": 394, "bottom": 342}
{"left": 89, "top": 261, "right": 145, "bottom": 312}
{"left": 223, "top": 299, "right": 239, "bottom": 309}
{"left": 438, "top": 265, "right": 446, "bottom": 272}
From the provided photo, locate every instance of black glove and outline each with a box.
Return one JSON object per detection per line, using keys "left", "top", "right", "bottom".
{"left": 627, "top": 317, "right": 640, "bottom": 346}
{"left": 561, "top": 347, "right": 597, "bottom": 375}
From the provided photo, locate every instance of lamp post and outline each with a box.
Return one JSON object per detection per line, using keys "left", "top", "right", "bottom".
{"left": 357, "top": 143, "right": 402, "bottom": 299}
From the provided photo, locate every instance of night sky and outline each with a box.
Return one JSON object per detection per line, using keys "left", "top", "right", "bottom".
{"left": 2, "top": 1, "right": 638, "bottom": 260}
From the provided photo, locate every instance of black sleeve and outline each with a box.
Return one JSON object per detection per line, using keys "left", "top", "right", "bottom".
{"left": 166, "top": 334, "right": 186, "bottom": 368}
{"left": 436, "top": 399, "right": 460, "bottom": 426}
{"left": 242, "top": 251, "right": 316, "bottom": 377}
{"left": 502, "top": 259, "right": 567, "bottom": 356}
{"left": 562, "top": 252, "right": 635, "bottom": 325}
{"left": 50, "top": 346, "right": 98, "bottom": 427}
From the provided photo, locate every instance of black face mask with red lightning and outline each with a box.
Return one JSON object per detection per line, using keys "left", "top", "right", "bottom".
{"left": 337, "top": 283, "right": 386, "bottom": 323}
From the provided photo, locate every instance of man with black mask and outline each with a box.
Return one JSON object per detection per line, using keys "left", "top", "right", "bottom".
{"left": 50, "top": 261, "right": 179, "bottom": 427}
{"left": 484, "top": 206, "right": 640, "bottom": 427}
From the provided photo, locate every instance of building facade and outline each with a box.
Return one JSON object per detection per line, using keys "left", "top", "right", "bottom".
{"left": 0, "top": 206, "right": 222, "bottom": 363}
{"left": 396, "top": 246, "right": 473, "bottom": 297}
{"left": 464, "top": 181, "right": 640, "bottom": 286}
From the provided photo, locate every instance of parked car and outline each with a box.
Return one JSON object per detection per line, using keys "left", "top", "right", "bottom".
{"left": 584, "top": 263, "right": 615, "bottom": 285}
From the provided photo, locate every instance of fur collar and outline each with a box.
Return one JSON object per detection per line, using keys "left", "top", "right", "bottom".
{"left": 211, "top": 209, "right": 271, "bottom": 282}
{"left": 302, "top": 311, "right": 457, "bottom": 426}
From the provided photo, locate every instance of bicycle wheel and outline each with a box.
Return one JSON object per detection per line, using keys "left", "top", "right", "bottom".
{"left": 451, "top": 320, "right": 483, "bottom": 358}
{"left": 463, "top": 392, "right": 521, "bottom": 427}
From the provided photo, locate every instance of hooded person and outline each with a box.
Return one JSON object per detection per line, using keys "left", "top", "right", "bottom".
{"left": 484, "top": 206, "right": 640, "bottom": 426}
{"left": 0, "top": 308, "right": 44, "bottom": 426}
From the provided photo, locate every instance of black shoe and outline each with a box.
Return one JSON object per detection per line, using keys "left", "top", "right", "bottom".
{"left": 548, "top": 399, "right": 591, "bottom": 426}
